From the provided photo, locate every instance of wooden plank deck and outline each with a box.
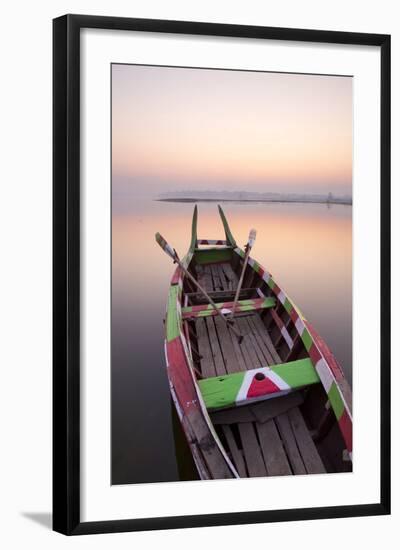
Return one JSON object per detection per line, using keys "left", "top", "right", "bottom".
{"left": 193, "top": 261, "right": 326, "bottom": 478}
{"left": 211, "top": 391, "right": 304, "bottom": 425}
{"left": 205, "top": 317, "right": 226, "bottom": 376}
{"left": 256, "top": 420, "right": 292, "bottom": 476}
{"left": 195, "top": 318, "right": 216, "bottom": 378}
{"left": 238, "top": 423, "right": 267, "bottom": 477}
{"left": 221, "top": 425, "right": 247, "bottom": 477}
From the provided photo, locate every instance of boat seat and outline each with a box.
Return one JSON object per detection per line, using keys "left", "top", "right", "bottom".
{"left": 182, "top": 296, "right": 276, "bottom": 320}
{"left": 198, "top": 358, "right": 320, "bottom": 411}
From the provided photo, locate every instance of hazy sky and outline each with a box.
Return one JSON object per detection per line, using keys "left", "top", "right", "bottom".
{"left": 112, "top": 64, "right": 352, "bottom": 199}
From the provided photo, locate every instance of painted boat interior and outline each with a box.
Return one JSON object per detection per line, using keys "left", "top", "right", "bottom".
{"left": 179, "top": 236, "right": 352, "bottom": 478}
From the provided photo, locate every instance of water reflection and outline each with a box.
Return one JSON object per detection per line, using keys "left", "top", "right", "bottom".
{"left": 112, "top": 199, "right": 352, "bottom": 485}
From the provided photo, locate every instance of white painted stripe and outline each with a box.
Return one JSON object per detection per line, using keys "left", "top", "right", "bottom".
{"left": 332, "top": 378, "right": 353, "bottom": 421}
{"left": 315, "top": 359, "right": 334, "bottom": 393}
{"left": 179, "top": 332, "right": 240, "bottom": 479}
{"left": 278, "top": 290, "right": 286, "bottom": 304}
{"left": 233, "top": 247, "right": 244, "bottom": 258}
{"left": 256, "top": 288, "right": 266, "bottom": 298}
{"left": 295, "top": 317, "right": 305, "bottom": 334}
{"left": 180, "top": 331, "right": 191, "bottom": 363}
{"left": 266, "top": 370, "right": 291, "bottom": 391}
{"left": 340, "top": 390, "right": 352, "bottom": 420}
{"left": 235, "top": 370, "right": 258, "bottom": 403}
{"left": 316, "top": 358, "right": 352, "bottom": 423}
{"left": 262, "top": 272, "right": 271, "bottom": 284}
{"left": 170, "top": 385, "right": 184, "bottom": 420}
{"left": 164, "top": 340, "right": 169, "bottom": 368}
{"left": 248, "top": 257, "right": 255, "bottom": 267}
{"left": 181, "top": 324, "right": 193, "bottom": 361}
{"left": 165, "top": 243, "right": 175, "bottom": 258}
{"left": 312, "top": 348, "right": 353, "bottom": 422}
{"left": 281, "top": 326, "right": 294, "bottom": 349}
{"left": 303, "top": 321, "right": 353, "bottom": 422}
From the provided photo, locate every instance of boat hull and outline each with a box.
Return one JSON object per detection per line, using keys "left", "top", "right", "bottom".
{"left": 162, "top": 207, "right": 352, "bottom": 479}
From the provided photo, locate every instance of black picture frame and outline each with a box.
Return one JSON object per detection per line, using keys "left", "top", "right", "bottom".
{"left": 53, "top": 14, "right": 391, "bottom": 535}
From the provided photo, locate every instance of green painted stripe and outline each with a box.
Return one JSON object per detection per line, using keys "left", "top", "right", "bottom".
{"left": 267, "top": 278, "right": 276, "bottom": 290}
{"left": 328, "top": 383, "right": 345, "bottom": 419}
{"left": 272, "top": 358, "right": 319, "bottom": 387}
{"left": 301, "top": 328, "right": 313, "bottom": 351}
{"left": 189, "top": 206, "right": 198, "bottom": 252}
{"left": 237, "top": 299, "right": 255, "bottom": 306}
{"left": 198, "top": 371, "right": 245, "bottom": 409}
{"left": 238, "top": 304, "right": 255, "bottom": 312}
{"left": 166, "top": 285, "right": 181, "bottom": 342}
{"left": 198, "top": 310, "right": 213, "bottom": 317}
{"left": 284, "top": 298, "right": 293, "bottom": 313}
{"left": 218, "top": 205, "right": 237, "bottom": 247}
{"left": 194, "top": 248, "right": 232, "bottom": 264}
{"left": 181, "top": 253, "right": 191, "bottom": 270}
{"left": 262, "top": 298, "right": 274, "bottom": 308}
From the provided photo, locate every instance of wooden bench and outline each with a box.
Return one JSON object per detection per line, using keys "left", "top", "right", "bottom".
{"left": 198, "top": 358, "right": 320, "bottom": 411}
{"left": 182, "top": 296, "right": 276, "bottom": 319}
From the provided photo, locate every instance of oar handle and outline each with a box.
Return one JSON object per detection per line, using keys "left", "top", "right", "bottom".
{"left": 230, "top": 227, "right": 257, "bottom": 319}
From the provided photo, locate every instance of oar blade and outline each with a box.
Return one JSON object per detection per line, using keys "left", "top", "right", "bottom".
{"left": 247, "top": 228, "right": 257, "bottom": 248}
{"left": 155, "top": 232, "right": 176, "bottom": 260}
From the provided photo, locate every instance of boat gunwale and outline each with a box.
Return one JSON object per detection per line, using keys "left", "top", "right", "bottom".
{"left": 232, "top": 246, "right": 352, "bottom": 458}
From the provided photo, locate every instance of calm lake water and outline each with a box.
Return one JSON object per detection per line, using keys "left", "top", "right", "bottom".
{"left": 112, "top": 199, "right": 352, "bottom": 485}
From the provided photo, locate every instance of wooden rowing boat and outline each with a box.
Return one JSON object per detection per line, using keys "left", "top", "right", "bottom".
{"left": 162, "top": 206, "right": 352, "bottom": 479}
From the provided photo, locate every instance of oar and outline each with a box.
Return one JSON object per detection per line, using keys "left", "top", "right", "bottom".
{"left": 229, "top": 228, "right": 257, "bottom": 319}
{"left": 155, "top": 233, "right": 243, "bottom": 343}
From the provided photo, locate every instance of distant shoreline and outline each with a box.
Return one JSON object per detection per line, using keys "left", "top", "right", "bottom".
{"left": 156, "top": 198, "right": 352, "bottom": 206}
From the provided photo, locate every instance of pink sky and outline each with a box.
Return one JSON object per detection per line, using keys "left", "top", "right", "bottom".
{"left": 112, "top": 64, "right": 352, "bottom": 198}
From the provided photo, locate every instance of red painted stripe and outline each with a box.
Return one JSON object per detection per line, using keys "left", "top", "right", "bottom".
{"left": 247, "top": 375, "right": 281, "bottom": 398}
{"left": 309, "top": 342, "right": 322, "bottom": 366}
{"left": 171, "top": 266, "right": 183, "bottom": 285}
{"left": 305, "top": 321, "right": 344, "bottom": 380}
{"left": 258, "top": 267, "right": 265, "bottom": 278}
{"left": 338, "top": 408, "right": 352, "bottom": 452}
{"left": 290, "top": 308, "right": 299, "bottom": 323}
{"left": 273, "top": 284, "right": 281, "bottom": 295}
{"left": 166, "top": 337, "right": 199, "bottom": 414}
